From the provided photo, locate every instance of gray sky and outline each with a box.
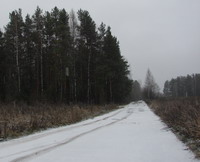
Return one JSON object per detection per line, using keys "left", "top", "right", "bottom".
{"left": 1, "top": 0, "right": 200, "bottom": 91}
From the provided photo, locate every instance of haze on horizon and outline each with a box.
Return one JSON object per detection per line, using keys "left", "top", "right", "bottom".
{"left": 1, "top": 0, "right": 200, "bottom": 91}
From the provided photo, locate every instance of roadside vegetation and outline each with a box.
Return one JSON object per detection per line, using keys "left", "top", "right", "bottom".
{"left": 140, "top": 71, "right": 200, "bottom": 158}
{"left": 0, "top": 103, "right": 117, "bottom": 139}
{"left": 150, "top": 97, "right": 200, "bottom": 158}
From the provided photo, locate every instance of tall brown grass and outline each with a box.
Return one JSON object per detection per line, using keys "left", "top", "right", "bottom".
{"left": 150, "top": 97, "right": 200, "bottom": 158}
{"left": 0, "top": 103, "right": 117, "bottom": 139}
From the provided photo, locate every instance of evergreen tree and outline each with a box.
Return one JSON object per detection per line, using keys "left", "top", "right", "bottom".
{"left": 43, "top": 7, "right": 71, "bottom": 102}
{"left": 43, "top": 10, "right": 55, "bottom": 101}
{"left": 101, "top": 27, "right": 131, "bottom": 103}
{"left": 4, "top": 9, "right": 24, "bottom": 100}
{"left": 69, "top": 9, "right": 78, "bottom": 102}
{"left": 95, "top": 23, "right": 107, "bottom": 103}
{"left": 32, "top": 6, "right": 45, "bottom": 98}
{"left": 56, "top": 8, "right": 71, "bottom": 101}
{"left": 0, "top": 30, "right": 6, "bottom": 100}
{"left": 77, "top": 9, "right": 97, "bottom": 103}
{"left": 22, "top": 14, "right": 35, "bottom": 100}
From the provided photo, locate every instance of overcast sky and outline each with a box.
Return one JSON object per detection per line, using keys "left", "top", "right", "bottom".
{"left": 1, "top": 0, "right": 200, "bottom": 90}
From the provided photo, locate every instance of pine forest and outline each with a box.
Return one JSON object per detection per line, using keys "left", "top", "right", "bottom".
{"left": 0, "top": 7, "right": 132, "bottom": 104}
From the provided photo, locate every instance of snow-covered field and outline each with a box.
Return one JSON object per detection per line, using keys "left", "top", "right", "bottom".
{"left": 0, "top": 101, "right": 199, "bottom": 162}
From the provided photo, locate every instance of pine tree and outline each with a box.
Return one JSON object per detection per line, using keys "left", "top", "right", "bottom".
{"left": 0, "top": 30, "right": 6, "bottom": 100}
{"left": 77, "top": 9, "right": 97, "bottom": 103}
{"left": 69, "top": 9, "right": 78, "bottom": 102}
{"left": 57, "top": 8, "right": 71, "bottom": 101}
{"left": 43, "top": 10, "right": 56, "bottom": 101}
{"left": 102, "top": 27, "right": 131, "bottom": 103}
{"left": 22, "top": 14, "right": 35, "bottom": 100}
{"left": 95, "top": 23, "right": 107, "bottom": 103}
{"left": 4, "top": 9, "right": 24, "bottom": 100}
{"left": 32, "top": 6, "right": 44, "bottom": 98}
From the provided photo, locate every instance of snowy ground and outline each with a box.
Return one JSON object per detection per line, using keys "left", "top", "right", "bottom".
{"left": 0, "top": 101, "right": 199, "bottom": 162}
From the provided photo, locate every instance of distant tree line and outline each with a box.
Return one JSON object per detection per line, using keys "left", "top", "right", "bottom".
{"left": 0, "top": 7, "right": 132, "bottom": 104}
{"left": 130, "top": 80, "right": 142, "bottom": 101}
{"left": 163, "top": 74, "right": 200, "bottom": 97}
{"left": 130, "top": 69, "right": 160, "bottom": 101}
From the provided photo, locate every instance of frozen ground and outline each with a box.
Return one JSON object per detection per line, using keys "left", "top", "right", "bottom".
{"left": 0, "top": 101, "right": 199, "bottom": 162}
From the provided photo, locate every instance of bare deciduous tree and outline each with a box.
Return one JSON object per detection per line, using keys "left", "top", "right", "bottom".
{"left": 143, "top": 69, "right": 160, "bottom": 99}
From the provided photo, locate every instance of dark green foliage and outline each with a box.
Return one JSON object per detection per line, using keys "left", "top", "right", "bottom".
{"left": 0, "top": 7, "right": 132, "bottom": 104}
{"left": 76, "top": 9, "right": 97, "bottom": 103}
{"left": 163, "top": 74, "right": 200, "bottom": 97}
{"left": 0, "top": 30, "right": 6, "bottom": 101}
{"left": 3, "top": 9, "right": 24, "bottom": 101}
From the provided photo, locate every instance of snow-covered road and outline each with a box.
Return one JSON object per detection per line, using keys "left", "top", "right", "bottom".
{"left": 0, "top": 101, "right": 199, "bottom": 162}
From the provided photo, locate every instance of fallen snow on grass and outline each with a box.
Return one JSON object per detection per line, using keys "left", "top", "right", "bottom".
{"left": 0, "top": 101, "right": 198, "bottom": 162}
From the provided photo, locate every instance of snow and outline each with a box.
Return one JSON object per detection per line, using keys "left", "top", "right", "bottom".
{"left": 0, "top": 101, "right": 199, "bottom": 162}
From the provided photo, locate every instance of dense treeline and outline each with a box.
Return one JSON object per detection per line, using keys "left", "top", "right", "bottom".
{"left": 0, "top": 7, "right": 132, "bottom": 104}
{"left": 163, "top": 74, "right": 200, "bottom": 97}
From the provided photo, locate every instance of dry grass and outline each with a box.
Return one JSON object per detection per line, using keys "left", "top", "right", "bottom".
{"left": 0, "top": 103, "right": 118, "bottom": 139}
{"left": 150, "top": 97, "right": 200, "bottom": 158}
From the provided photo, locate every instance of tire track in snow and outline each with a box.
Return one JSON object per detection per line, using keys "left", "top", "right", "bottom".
{"left": 0, "top": 108, "right": 124, "bottom": 149}
{"left": 0, "top": 107, "right": 126, "bottom": 161}
{"left": 11, "top": 108, "right": 134, "bottom": 162}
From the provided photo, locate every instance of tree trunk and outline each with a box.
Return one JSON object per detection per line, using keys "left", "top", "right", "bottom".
{"left": 109, "top": 78, "right": 112, "bottom": 103}
{"left": 87, "top": 49, "right": 91, "bottom": 104}
{"left": 40, "top": 32, "right": 43, "bottom": 95}
{"left": 60, "top": 58, "right": 63, "bottom": 101}
{"left": 74, "top": 59, "right": 77, "bottom": 102}
{"left": 15, "top": 20, "right": 21, "bottom": 93}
